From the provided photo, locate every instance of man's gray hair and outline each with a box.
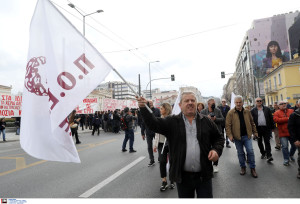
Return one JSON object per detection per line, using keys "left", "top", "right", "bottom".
{"left": 234, "top": 95, "right": 243, "bottom": 102}
{"left": 180, "top": 91, "right": 197, "bottom": 103}
{"left": 207, "top": 98, "right": 215, "bottom": 104}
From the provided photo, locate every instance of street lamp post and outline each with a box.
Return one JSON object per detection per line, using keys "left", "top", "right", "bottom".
{"left": 148, "top": 60, "right": 159, "bottom": 99}
{"left": 68, "top": 3, "right": 103, "bottom": 36}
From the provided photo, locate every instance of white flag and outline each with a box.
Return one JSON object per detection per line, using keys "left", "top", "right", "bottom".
{"left": 20, "top": 0, "right": 112, "bottom": 163}
{"left": 230, "top": 92, "right": 236, "bottom": 109}
{"left": 172, "top": 90, "right": 181, "bottom": 115}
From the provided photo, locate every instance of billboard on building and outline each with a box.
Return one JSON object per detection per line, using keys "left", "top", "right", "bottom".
{"left": 248, "top": 12, "right": 300, "bottom": 78}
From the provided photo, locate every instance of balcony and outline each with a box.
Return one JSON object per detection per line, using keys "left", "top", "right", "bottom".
{"left": 265, "top": 86, "right": 278, "bottom": 94}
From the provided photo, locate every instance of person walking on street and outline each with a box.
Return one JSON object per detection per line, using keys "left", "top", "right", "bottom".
{"left": 225, "top": 95, "right": 258, "bottom": 178}
{"left": 201, "top": 98, "right": 224, "bottom": 173}
{"left": 274, "top": 101, "right": 296, "bottom": 166}
{"left": 137, "top": 92, "right": 224, "bottom": 198}
{"left": 153, "top": 103, "right": 175, "bottom": 191}
{"left": 69, "top": 110, "right": 81, "bottom": 144}
{"left": 92, "top": 111, "right": 101, "bottom": 136}
{"left": 272, "top": 102, "right": 281, "bottom": 150}
{"left": 0, "top": 118, "right": 7, "bottom": 142}
{"left": 218, "top": 99, "right": 231, "bottom": 148}
{"left": 121, "top": 107, "right": 137, "bottom": 153}
{"left": 141, "top": 100, "right": 161, "bottom": 167}
{"left": 288, "top": 99, "right": 300, "bottom": 178}
{"left": 251, "top": 97, "right": 275, "bottom": 162}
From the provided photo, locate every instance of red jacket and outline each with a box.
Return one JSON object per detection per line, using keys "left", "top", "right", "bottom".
{"left": 273, "top": 109, "right": 294, "bottom": 137}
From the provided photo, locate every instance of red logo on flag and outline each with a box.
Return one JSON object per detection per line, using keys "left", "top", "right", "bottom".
{"left": 25, "top": 56, "right": 48, "bottom": 96}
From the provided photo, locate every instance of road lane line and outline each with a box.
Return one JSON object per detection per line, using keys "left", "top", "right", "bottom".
{"left": 0, "top": 139, "right": 117, "bottom": 177}
{"left": 79, "top": 156, "right": 146, "bottom": 198}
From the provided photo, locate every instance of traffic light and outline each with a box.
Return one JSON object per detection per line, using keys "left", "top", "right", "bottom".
{"left": 171, "top": 74, "right": 175, "bottom": 81}
{"left": 221, "top": 71, "right": 225, "bottom": 78}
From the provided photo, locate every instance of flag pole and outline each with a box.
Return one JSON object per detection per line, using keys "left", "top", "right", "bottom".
{"left": 111, "top": 67, "right": 153, "bottom": 114}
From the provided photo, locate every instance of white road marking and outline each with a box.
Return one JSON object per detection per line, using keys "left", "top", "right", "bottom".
{"left": 79, "top": 156, "right": 146, "bottom": 198}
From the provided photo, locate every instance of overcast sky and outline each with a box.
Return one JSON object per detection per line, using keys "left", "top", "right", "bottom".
{"left": 1, "top": 0, "right": 300, "bottom": 97}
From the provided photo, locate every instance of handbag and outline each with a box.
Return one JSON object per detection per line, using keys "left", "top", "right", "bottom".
{"left": 70, "top": 122, "right": 78, "bottom": 128}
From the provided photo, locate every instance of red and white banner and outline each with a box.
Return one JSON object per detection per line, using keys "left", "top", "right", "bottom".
{"left": 75, "top": 98, "right": 99, "bottom": 114}
{"left": 102, "top": 98, "right": 138, "bottom": 111}
{"left": 20, "top": 0, "right": 112, "bottom": 163}
{"left": 0, "top": 94, "right": 22, "bottom": 117}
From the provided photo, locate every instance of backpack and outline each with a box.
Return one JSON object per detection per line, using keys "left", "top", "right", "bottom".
{"left": 120, "top": 115, "right": 128, "bottom": 130}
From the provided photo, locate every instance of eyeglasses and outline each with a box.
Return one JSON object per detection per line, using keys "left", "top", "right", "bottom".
{"left": 222, "top": 101, "right": 226, "bottom": 103}
{"left": 279, "top": 103, "right": 286, "bottom": 105}
{"left": 256, "top": 100, "right": 262, "bottom": 102}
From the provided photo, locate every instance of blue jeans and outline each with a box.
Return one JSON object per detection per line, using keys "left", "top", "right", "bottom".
{"left": 280, "top": 137, "right": 296, "bottom": 163}
{"left": 122, "top": 129, "right": 134, "bottom": 151}
{"left": 234, "top": 135, "right": 256, "bottom": 169}
{"left": 0, "top": 129, "right": 6, "bottom": 141}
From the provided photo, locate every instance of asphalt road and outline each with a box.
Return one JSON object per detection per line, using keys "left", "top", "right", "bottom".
{"left": 0, "top": 128, "right": 299, "bottom": 198}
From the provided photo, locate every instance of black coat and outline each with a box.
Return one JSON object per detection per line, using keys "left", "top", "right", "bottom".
{"left": 141, "top": 107, "right": 161, "bottom": 136}
{"left": 140, "top": 107, "right": 224, "bottom": 183}
{"left": 250, "top": 106, "right": 275, "bottom": 130}
{"left": 288, "top": 109, "right": 300, "bottom": 141}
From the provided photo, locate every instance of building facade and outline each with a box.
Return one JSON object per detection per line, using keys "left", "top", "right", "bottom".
{"left": 223, "top": 11, "right": 300, "bottom": 105}
{"left": 96, "top": 81, "right": 138, "bottom": 100}
{"left": 263, "top": 57, "right": 300, "bottom": 106}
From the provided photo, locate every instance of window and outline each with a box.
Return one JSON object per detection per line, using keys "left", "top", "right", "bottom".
{"left": 269, "top": 80, "right": 272, "bottom": 91}
{"left": 278, "top": 73, "right": 281, "bottom": 85}
{"left": 280, "top": 94, "right": 283, "bottom": 101}
{"left": 274, "top": 76, "right": 277, "bottom": 89}
{"left": 271, "top": 97, "right": 273, "bottom": 104}
{"left": 276, "top": 96, "right": 278, "bottom": 102}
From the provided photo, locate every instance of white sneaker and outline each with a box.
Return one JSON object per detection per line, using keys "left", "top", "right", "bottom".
{"left": 213, "top": 165, "right": 219, "bottom": 173}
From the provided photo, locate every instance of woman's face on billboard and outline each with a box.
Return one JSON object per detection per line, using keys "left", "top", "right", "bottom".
{"left": 269, "top": 44, "right": 278, "bottom": 54}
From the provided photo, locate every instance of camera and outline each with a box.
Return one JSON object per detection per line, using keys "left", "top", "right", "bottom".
{"left": 210, "top": 103, "right": 216, "bottom": 117}
{"left": 209, "top": 112, "right": 215, "bottom": 117}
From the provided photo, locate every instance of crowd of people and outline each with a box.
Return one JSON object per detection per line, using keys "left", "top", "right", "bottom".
{"left": 64, "top": 94, "right": 300, "bottom": 198}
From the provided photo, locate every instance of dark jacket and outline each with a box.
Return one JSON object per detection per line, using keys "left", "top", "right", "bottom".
{"left": 201, "top": 107, "right": 224, "bottom": 133}
{"left": 0, "top": 121, "right": 6, "bottom": 130}
{"left": 140, "top": 107, "right": 224, "bottom": 183}
{"left": 251, "top": 105, "right": 275, "bottom": 130}
{"left": 218, "top": 105, "right": 230, "bottom": 125}
{"left": 288, "top": 108, "right": 300, "bottom": 141}
{"left": 92, "top": 115, "right": 101, "bottom": 126}
{"left": 124, "top": 114, "right": 136, "bottom": 130}
{"left": 141, "top": 107, "right": 161, "bottom": 136}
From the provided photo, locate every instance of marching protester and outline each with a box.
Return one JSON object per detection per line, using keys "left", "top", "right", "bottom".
{"left": 153, "top": 103, "right": 175, "bottom": 191}
{"left": 79, "top": 114, "right": 85, "bottom": 131}
{"left": 218, "top": 99, "right": 231, "bottom": 148}
{"left": 273, "top": 101, "right": 296, "bottom": 166}
{"left": 137, "top": 92, "right": 224, "bottom": 198}
{"left": 141, "top": 100, "right": 161, "bottom": 167}
{"left": 92, "top": 111, "right": 101, "bottom": 136}
{"left": 197, "top": 102, "right": 204, "bottom": 113}
{"left": 69, "top": 110, "right": 81, "bottom": 144}
{"left": 121, "top": 107, "right": 137, "bottom": 153}
{"left": 112, "top": 110, "right": 121, "bottom": 133}
{"left": 225, "top": 95, "right": 258, "bottom": 178}
{"left": 272, "top": 102, "right": 281, "bottom": 150}
{"left": 288, "top": 99, "right": 300, "bottom": 179}
{"left": 0, "top": 118, "right": 6, "bottom": 142}
{"left": 250, "top": 97, "right": 275, "bottom": 162}
{"left": 201, "top": 98, "right": 224, "bottom": 173}
{"left": 103, "top": 111, "right": 109, "bottom": 132}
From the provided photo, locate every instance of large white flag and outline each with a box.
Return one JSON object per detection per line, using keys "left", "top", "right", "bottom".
{"left": 230, "top": 92, "right": 236, "bottom": 109}
{"left": 20, "top": 0, "right": 112, "bottom": 163}
{"left": 172, "top": 90, "right": 181, "bottom": 115}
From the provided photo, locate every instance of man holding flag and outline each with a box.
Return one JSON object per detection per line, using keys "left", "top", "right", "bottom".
{"left": 137, "top": 92, "right": 224, "bottom": 198}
